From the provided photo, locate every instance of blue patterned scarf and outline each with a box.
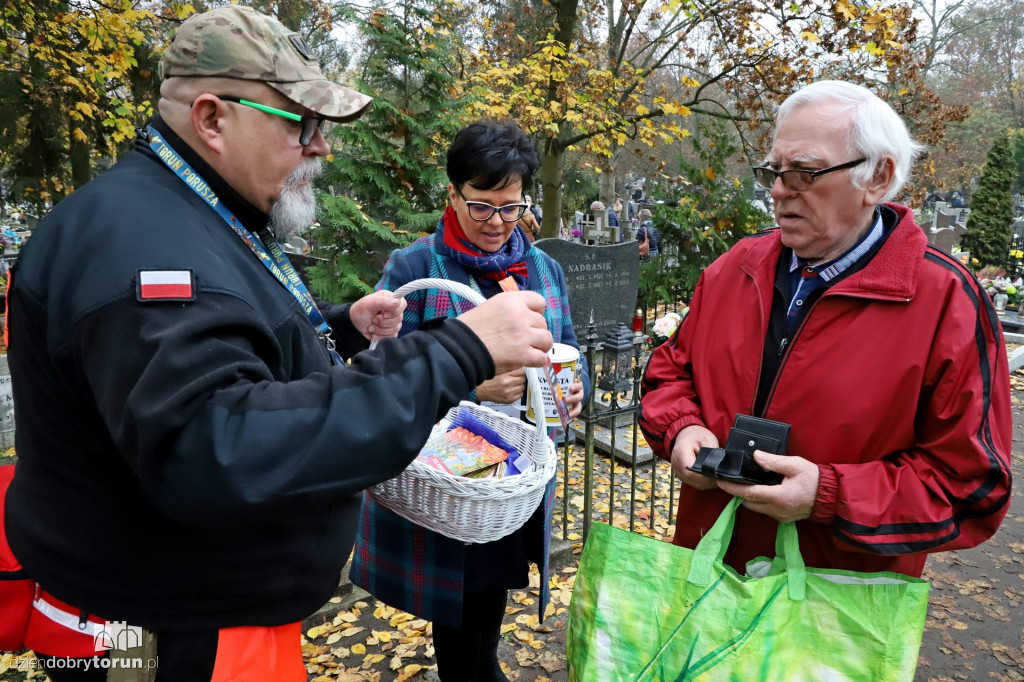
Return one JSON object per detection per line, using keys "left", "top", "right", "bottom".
{"left": 435, "top": 206, "right": 530, "bottom": 289}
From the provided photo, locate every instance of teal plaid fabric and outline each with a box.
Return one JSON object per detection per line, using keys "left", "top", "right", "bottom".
{"left": 351, "top": 231, "right": 586, "bottom": 628}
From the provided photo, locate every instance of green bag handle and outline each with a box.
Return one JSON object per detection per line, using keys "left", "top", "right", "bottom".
{"left": 686, "top": 496, "right": 806, "bottom": 601}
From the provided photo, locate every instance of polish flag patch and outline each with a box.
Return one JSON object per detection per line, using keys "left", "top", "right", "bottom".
{"left": 137, "top": 269, "right": 195, "bottom": 302}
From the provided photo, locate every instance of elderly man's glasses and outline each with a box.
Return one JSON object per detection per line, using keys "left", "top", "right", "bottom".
{"left": 457, "top": 189, "right": 528, "bottom": 222}
{"left": 215, "top": 95, "right": 326, "bottom": 146}
{"left": 753, "top": 158, "right": 866, "bottom": 192}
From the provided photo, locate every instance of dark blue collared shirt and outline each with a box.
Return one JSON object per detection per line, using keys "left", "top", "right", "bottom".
{"left": 785, "top": 210, "right": 883, "bottom": 332}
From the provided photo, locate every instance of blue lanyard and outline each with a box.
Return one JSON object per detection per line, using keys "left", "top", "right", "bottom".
{"left": 145, "top": 126, "right": 342, "bottom": 364}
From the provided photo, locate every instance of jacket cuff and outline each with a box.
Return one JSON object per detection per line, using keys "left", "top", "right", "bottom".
{"left": 661, "top": 415, "right": 707, "bottom": 461}
{"left": 419, "top": 317, "right": 495, "bottom": 389}
{"left": 321, "top": 302, "right": 371, "bottom": 360}
{"left": 810, "top": 464, "right": 839, "bottom": 523}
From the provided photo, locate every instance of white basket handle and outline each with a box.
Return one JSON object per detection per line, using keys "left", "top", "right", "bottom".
{"left": 369, "top": 277, "right": 549, "bottom": 446}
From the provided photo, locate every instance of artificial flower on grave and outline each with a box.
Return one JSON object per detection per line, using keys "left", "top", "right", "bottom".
{"left": 650, "top": 309, "right": 688, "bottom": 346}
{"left": 975, "top": 266, "right": 1022, "bottom": 305}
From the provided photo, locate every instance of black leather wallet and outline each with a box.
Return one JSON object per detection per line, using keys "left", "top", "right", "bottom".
{"left": 686, "top": 414, "right": 791, "bottom": 485}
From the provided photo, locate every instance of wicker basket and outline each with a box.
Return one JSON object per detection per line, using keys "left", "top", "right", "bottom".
{"left": 368, "top": 278, "right": 556, "bottom": 544}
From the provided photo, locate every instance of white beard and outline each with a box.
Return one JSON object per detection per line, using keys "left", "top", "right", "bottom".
{"left": 268, "top": 158, "right": 322, "bottom": 240}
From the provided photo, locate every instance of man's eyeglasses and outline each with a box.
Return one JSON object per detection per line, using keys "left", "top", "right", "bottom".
{"left": 215, "top": 95, "right": 327, "bottom": 146}
{"left": 753, "top": 158, "right": 866, "bottom": 192}
{"left": 457, "top": 189, "right": 528, "bottom": 222}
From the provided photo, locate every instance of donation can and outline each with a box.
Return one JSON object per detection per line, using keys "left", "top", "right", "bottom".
{"left": 525, "top": 343, "right": 580, "bottom": 426}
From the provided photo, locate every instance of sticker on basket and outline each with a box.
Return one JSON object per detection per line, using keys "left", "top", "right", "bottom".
{"left": 509, "top": 453, "right": 531, "bottom": 474}
{"left": 543, "top": 356, "right": 570, "bottom": 429}
{"left": 498, "top": 276, "right": 520, "bottom": 292}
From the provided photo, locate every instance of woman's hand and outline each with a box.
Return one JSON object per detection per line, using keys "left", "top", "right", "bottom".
{"left": 563, "top": 380, "right": 585, "bottom": 419}
{"left": 476, "top": 368, "right": 526, "bottom": 404}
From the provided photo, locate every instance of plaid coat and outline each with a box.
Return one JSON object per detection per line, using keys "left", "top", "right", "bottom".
{"left": 350, "top": 228, "right": 587, "bottom": 628}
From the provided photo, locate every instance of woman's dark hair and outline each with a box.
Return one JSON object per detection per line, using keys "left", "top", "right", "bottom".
{"left": 446, "top": 120, "right": 540, "bottom": 195}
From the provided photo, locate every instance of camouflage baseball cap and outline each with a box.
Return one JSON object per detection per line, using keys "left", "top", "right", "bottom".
{"left": 160, "top": 5, "right": 371, "bottom": 122}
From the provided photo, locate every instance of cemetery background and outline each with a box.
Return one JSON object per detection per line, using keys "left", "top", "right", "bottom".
{"left": 10, "top": 377, "right": 1024, "bottom": 681}
{"left": 7, "top": 238, "right": 1024, "bottom": 682}
{"left": 2, "top": 0, "right": 1024, "bottom": 679}
{"left": 5, "top": 0, "right": 1024, "bottom": 303}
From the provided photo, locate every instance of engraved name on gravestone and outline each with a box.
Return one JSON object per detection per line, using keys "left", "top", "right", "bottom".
{"left": 534, "top": 239, "right": 639, "bottom": 342}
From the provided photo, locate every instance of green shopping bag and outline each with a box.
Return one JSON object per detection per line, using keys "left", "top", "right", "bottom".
{"left": 566, "top": 497, "right": 930, "bottom": 681}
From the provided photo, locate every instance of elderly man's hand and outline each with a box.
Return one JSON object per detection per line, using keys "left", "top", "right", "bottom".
{"left": 350, "top": 290, "right": 406, "bottom": 342}
{"left": 670, "top": 424, "right": 720, "bottom": 491}
{"left": 458, "top": 291, "right": 552, "bottom": 374}
{"left": 716, "top": 451, "right": 820, "bottom": 523}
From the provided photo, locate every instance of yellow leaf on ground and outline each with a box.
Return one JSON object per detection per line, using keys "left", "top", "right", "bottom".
{"left": 515, "top": 648, "right": 537, "bottom": 666}
{"left": 389, "top": 612, "right": 414, "bottom": 628}
{"left": 351, "top": 643, "right": 366, "bottom": 654}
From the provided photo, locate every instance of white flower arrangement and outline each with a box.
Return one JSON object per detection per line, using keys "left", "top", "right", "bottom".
{"left": 652, "top": 311, "right": 685, "bottom": 341}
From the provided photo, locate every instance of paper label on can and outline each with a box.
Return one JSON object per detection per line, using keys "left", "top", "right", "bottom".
{"left": 527, "top": 344, "right": 579, "bottom": 427}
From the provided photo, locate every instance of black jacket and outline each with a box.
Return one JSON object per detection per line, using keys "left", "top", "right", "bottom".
{"left": 5, "top": 118, "right": 493, "bottom": 631}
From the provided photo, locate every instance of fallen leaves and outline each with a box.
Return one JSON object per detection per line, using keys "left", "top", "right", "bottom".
{"left": 302, "top": 598, "right": 435, "bottom": 680}
{"left": 295, "top": 381, "right": 1024, "bottom": 682}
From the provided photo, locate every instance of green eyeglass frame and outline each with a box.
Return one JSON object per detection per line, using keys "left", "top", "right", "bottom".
{"left": 214, "top": 95, "right": 326, "bottom": 146}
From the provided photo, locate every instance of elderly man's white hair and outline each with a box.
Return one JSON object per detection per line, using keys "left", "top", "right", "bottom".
{"left": 776, "top": 80, "right": 925, "bottom": 202}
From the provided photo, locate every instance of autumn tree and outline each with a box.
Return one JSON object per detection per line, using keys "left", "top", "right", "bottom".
{"left": 922, "top": 0, "right": 1024, "bottom": 192}
{"left": 308, "top": 0, "right": 470, "bottom": 301}
{"left": 639, "top": 118, "right": 774, "bottom": 305}
{"left": 0, "top": 0, "right": 365, "bottom": 212}
{"left": 961, "top": 130, "right": 1016, "bottom": 268}
{"left": 0, "top": 0, "right": 172, "bottom": 210}
{"left": 465, "top": 0, "right": 950, "bottom": 238}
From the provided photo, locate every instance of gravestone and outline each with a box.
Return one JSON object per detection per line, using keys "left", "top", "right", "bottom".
{"left": 935, "top": 209, "right": 956, "bottom": 229}
{"left": 932, "top": 228, "right": 956, "bottom": 253}
{"left": 952, "top": 222, "right": 967, "bottom": 246}
{"left": 534, "top": 239, "right": 639, "bottom": 342}
{"left": 580, "top": 210, "right": 620, "bottom": 245}
{"left": 931, "top": 209, "right": 968, "bottom": 254}
{"left": 0, "top": 355, "right": 14, "bottom": 449}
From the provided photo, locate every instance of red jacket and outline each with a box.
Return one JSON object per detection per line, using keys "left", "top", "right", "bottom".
{"left": 639, "top": 204, "right": 1012, "bottom": 577}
